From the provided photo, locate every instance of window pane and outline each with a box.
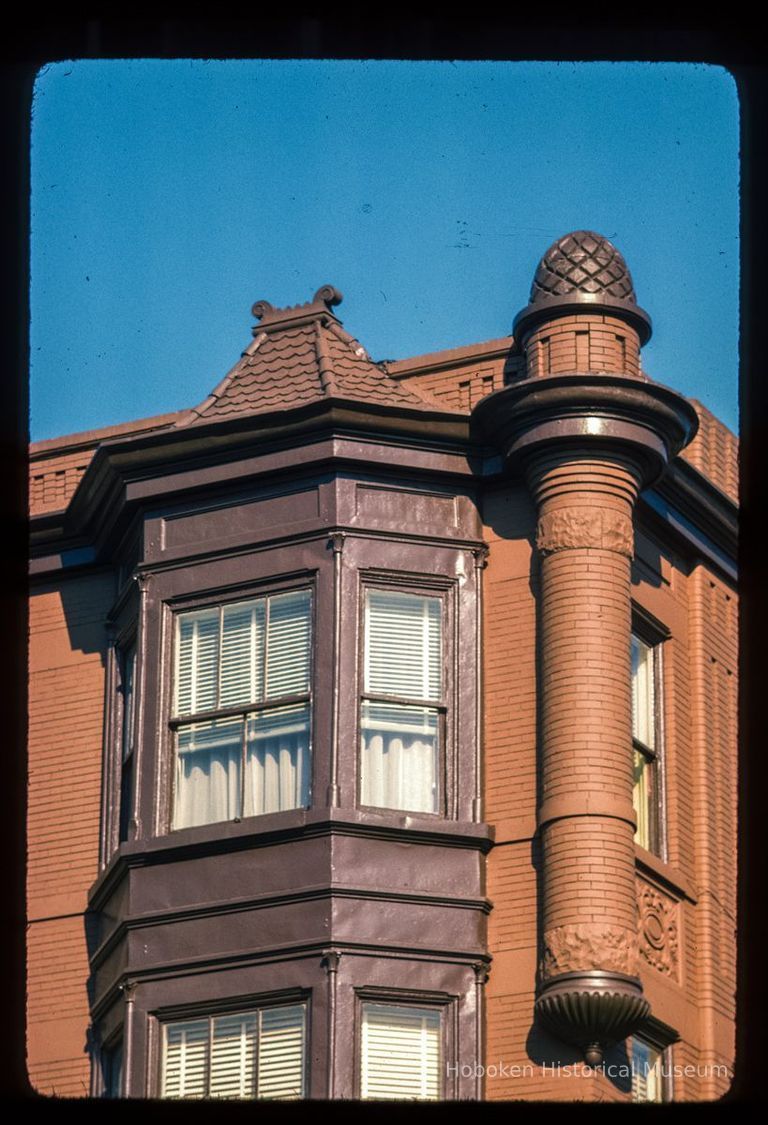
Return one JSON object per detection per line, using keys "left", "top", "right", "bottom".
{"left": 162, "top": 1007, "right": 305, "bottom": 1101}
{"left": 365, "top": 591, "right": 442, "bottom": 701}
{"left": 173, "top": 718, "right": 243, "bottom": 829}
{"left": 361, "top": 1003, "right": 441, "bottom": 1100}
{"left": 103, "top": 1039, "right": 123, "bottom": 1098}
{"left": 220, "top": 601, "right": 265, "bottom": 708}
{"left": 244, "top": 704, "right": 310, "bottom": 817}
{"left": 632, "top": 1037, "right": 663, "bottom": 1102}
{"left": 209, "top": 1013, "right": 258, "bottom": 1099}
{"left": 631, "top": 634, "right": 655, "bottom": 749}
{"left": 163, "top": 1019, "right": 209, "bottom": 1098}
{"left": 361, "top": 702, "right": 438, "bottom": 813}
{"left": 257, "top": 1005, "right": 306, "bottom": 1100}
{"left": 633, "top": 747, "right": 651, "bottom": 850}
{"left": 121, "top": 647, "right": 136, "bottom": 760}
{"left": 176, "top": 608, "right": 219, "bottom": 716}
{"left": 266, "top": 590, "right": 311, "bottom": 699}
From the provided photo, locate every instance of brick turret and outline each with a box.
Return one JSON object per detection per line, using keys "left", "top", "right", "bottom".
{"left": 474, "top": 231, "right": 698, "bottom": 1064}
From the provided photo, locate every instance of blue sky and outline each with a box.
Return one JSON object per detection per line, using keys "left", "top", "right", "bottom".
{"left": 30, "top": 60, "right": 739, "bottom": 441}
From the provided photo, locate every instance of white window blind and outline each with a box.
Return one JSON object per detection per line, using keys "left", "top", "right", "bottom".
{"left": 631, "top": 634, "right": 655, "bottom": 750}
{"left": 162, "top": 1005, "right": 305, "bottom": 1100}
{"left": 365, "top": 591, "right": 441, "bottom": 701}
{"left": 361, "top": 591, "right": 442, "bottom": 814}
{"left": 172, "top": 590, "right": 311, "bottom": 829}
{"left": 631, "top": 1037, "right": 664, "bottom": 1102}
{"left": 631, "top": 632, "right": 660, "bottom": 853}
{"left": 361, "top": 1003, "right": 441, "bottom": 1100}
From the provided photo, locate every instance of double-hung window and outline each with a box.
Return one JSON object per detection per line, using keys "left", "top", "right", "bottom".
{"left": 360, "top": 588, "right": 444, "bottom": 814}
{"left": 630, "top": 1035, "right": 668, "bottom": 1102}
{"left": 171, "top": 588, "right": 312, "bottom": 830}
{"left": 161, "top": 1002, "right": 306, "bottom": 1100}
{"left": 360, "top": 1002, "right": 442, "bottom": 1100}
{"left": 631, "top": 630, "right": 663, "bottom": 856}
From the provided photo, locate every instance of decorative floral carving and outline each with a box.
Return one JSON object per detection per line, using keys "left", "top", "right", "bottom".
{"left": 537, "top": 508, "right": 634, "bottom": 557}
{"left": 541, "top": 923, "right": 639, "bottom": 977}
{"left": 637, "top": 882, "right": 679, "bottom": 978}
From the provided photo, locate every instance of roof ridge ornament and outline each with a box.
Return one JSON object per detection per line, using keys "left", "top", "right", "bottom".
{"left": 251, "top": 285, "right": 344, "bottom": 334}
{"left": 513, "top": 231, "right": 652, "bottom": 345}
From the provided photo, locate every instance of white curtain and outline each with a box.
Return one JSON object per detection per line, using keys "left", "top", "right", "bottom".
{"left": 244, "top": 705, "right": 310, "bottom": 816}
{"left": 361, "top": 703, "right": 437, "bottom": 813}
{"left": 173, "top": 719, "right": 242, "bottom": 830}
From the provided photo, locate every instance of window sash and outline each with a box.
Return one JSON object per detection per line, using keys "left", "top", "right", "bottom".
{"left": 631, "top": 1037, "right": 665, "bottom": 1103}
{"left": 171, "top": 590, "right": 312, "bottom": 829}
{"left": 172, "top": 704, "right": 311, "bottom": 830}
{"left": 631, "top": 631, "right": 663, "bottom": 855}
{"left": 361, "top": 589, "right": 444, "bottom": 814}
{"left": 161, "top": 1004, "right": 306, "bottom": 1100}
{"left": 360, "top": 1003, "right": 441, "bottom": 1101}
{"left": 174, "top": 590, "right": 311, "bottom": 720}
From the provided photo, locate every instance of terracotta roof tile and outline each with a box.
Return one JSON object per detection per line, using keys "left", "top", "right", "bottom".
{"left": 176, "top": 287, "right": 460, "bottom": 428}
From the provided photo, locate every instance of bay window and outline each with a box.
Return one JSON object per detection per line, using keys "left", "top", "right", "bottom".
{"left": 360, "top": 588, "right": 444, "bottom": 814}
{"left": 631, "top": 630, "right": 664, "bottom": 856}
{"left": 171, "top": 588, "right": 312, "bottom": 830}
{"left": 360, "top": 1002, "right": 442, "bottom": 1100}
{"left": 161, "top": 1002, "right": 306, "bottom": 1100}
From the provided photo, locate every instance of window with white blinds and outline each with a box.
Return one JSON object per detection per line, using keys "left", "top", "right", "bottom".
{"left": 631, "top": 1036, "right": 665, "bottom": 1102}
{"left": 361, "top": 590, "right": 443, "bottom": 814}
{"left": 360, "top": 1003, "right": 441, "bottom": 1100}
{"left": 171, "top": 589, "right": 311, "bottom": 830}
{"left": 161, "top": 1003, "right": 306, "bottom": 1100}
{"left": 631, "top": 632, "right": 662, "bottom": 855}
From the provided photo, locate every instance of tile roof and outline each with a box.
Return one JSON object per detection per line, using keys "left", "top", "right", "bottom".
{"left": 176, "top": 285, "right": 456, "bottom": 428}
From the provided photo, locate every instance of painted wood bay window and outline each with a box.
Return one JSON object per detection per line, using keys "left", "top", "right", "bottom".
{"left": 631, "top": 630, "right": 664, "bottom": 856}
{"left": 360, "top": 1002, "right": 442, "bottom": 1101}
{"left": 171, "top": 588, "right": 312, "bottom": 830}
{"left": 161, "top": 1002, "right": 306, "bottom": 1100}
{"left": 360, "top": 589, "right": 444, "bottom": 815}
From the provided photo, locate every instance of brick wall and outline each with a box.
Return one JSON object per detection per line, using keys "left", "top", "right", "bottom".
{"left": 27, "top": 572, "right": 115, "bottom": 1095}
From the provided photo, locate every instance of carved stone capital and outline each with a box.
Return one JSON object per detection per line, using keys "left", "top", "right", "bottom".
{"left": 536, "top": 507, "right": 634, "bottom": 557}
{"left": 471, "top": 544, "right": 489, "bottom": 571}
{"left": 637, "top": 882, "right": 679, "bottom": 979}
{"left": 322, "top": 950, "right": 341, "bottom": 974}
{"left": 542, "top": 922, "right": 639, "bottom": 978}
{"left": 472, "top": 960, "right": 491, "bottom": 985}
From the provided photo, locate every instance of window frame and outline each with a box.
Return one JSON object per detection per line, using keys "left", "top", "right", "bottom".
{"left": 98, "top": 1030, "right": 124, "bottom": 1099}
{"left": 117, "top": 641, "right": 137, "bottom": 844}
{"left": 161, "top": 575, "right": 316, "bottom": 836}
{"left": 353, "top": 986, "right": 456, "bottom": 1101}
{"left": 152, "top": 991, "right": 310, "bottom": 1101}
{"left": 630, "top": 1032, "right": 673, "bottom": 1103}
{"left": 356, "top": 572, "right": 455, "bottom": 819}
{"left": 631, "top": 610, "right": 669, "bottom": 861}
